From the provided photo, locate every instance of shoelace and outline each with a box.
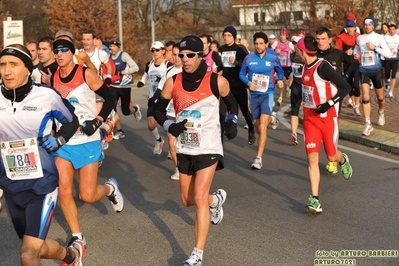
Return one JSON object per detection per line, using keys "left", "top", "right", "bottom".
{"left": 107, "top": 184, "right": 118, "bottom": 204}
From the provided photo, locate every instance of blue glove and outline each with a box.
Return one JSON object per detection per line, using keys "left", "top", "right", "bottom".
{"left": 39, "top": 135, "right": 60, "bottom": 153}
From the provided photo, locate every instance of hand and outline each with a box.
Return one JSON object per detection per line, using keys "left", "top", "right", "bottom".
{"left": 82, "top": 118, "right": 102, "bottom": 136}
{"left": 39, "top": 135, "right": 60, "bottom": 153}
{"left": 316, "top": 100, "right": 334, "bottom": 114}
{"left": 224, "top": 114, "right": 238, "bottom": 140}
{"left": 277, "top": 80, "right": 284, "bottom": 89}
{"left": 137, "top": 81, "right": 144, "bottom": 88}
{"left": 104, "top": 77, "right": 112, "bottom": 85}
{"left": 168, "top": 119, "right": 187, "bottom": 137}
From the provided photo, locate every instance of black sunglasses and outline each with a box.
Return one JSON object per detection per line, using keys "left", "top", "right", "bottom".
{"left": 53, "top": 47, "right": 70, "bottom": 54}
{"left": 151, "top": 49, "right": 161, "bottom": 53}
{"left": 178, "top": 52, "right": 201, "bottom": 59}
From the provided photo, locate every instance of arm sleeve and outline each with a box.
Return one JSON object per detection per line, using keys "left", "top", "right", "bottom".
{"left": 221, "top": 92, "right": 238, "bottom": 116}
{"left": 153, "top": 96, "right": 170, "bottom": 126}
{"left": 273, "top": 57, "right": 285, "bottom": 80}
{"left": 377, "top": 35, "right": 393, "bottom": 58}
{"left": 51, "top": 91, "right": 79, "bottom": 142}
{"left": 95, "top": 83, "right": 116, "bottom": 121}
{"left": 139, "top": 62, "right": 151, "bottom": 83}
{"left": 122, "top": 52, "right": 139, "bottom": 74}
{"left": 318, "top": 62, "right": 352, "bottom": 101}
{"left": 212, "top": 52, "right": 223, "bottom": 72}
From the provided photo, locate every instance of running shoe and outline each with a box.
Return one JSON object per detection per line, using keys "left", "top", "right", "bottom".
{"left": 341, "top": 153, "right": 352, "bottom": 180}
{"left": 385, "top": 79, "right": 391, "bottom": 91}
{"left": 133, "top": 104, "right": 142, "bottom": 122}
{"left": 153, "top": 137, "right": 164, "bottom": 155}
{"left": 251, "top": 156, "right": 262, "bottom": 170}
{"left": 289, "top": 132, "right": 299, "bottom": 145}
{"left": 305, "top": 196, "right": 322, "bottom": 214}
{"left": 113, "top": 130, "right": 125, "bottom": 140}
{"left": 276, "top": 97, "right": 283, "bottom": 107}
{"left": 271, "top": 111, "right": 279, "bottom": 129}
{"left": 244, "top": 124, "right": 249, "bottom": 129}
{"left": 105, "top": 178, "right": 125, "bottom": 213}
{"left": 167, "top": 152, "right": 173, "bottom": 160}
{"left": 388, "top": 91, "right": 394, "bottom": 98}
{"left": 370, "top": 82, "right": 374, "bottom": 90}
{"left": 61, "top": 239, "right": 85, "bottom": 266}
{"left": 170, "top": 168, "right": 179, "bottom": 181}
{"left": 101, "top": 140, "right": 109, "bottom": 151}
{"left": 103, "top": 121, "right": 115, "bottom": 142}
{"left": 210, "top": 189, "right": 227, "bottom": 225}
{"left": 66, "top": 235, "right": 87, "bottom": 249}
{"left": 377, "top": 111, "right": 385, "bottom": 126}
{"left": 248, "top": 130, "right": 256, "bottom": 145}
{"left": 347, "top": 98, "right": 353, "bottom": 107}
{"left": 182, "top": 251, "right": 202, "bottom": 266}
{"left": 353, "top": 105, "right": 361, "bottom": 116}
{"left": 362, "top": 123, "right": 373, "bottom": 136}
{"left": 325, "top": 161, "right": 338, "bottom": 174}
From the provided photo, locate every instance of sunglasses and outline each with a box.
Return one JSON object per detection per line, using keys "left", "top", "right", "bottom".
{"left": 53, "top": 47, "right": 70, "bottom": 54}
{"left": 178, "top": 52, "right": 201, "bottom": 59}
{"left": 151, "top": 49, "right": 161, "bottom": 53}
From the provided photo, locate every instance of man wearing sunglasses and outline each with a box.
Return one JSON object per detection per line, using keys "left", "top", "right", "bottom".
{"left": 137, "top": 41, "right": 173, "bottom": 155}
{"left": 49, "top": 39, "right": 124, "bottom": 255}
{"left": 154, "top": 35, "right": 239, "bottom": 266}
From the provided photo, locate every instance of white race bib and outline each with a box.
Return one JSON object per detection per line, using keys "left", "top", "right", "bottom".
{"left": 221, "top": 51, "right": 237, "bottom": 67}
{"left": 1, "top": 138, "right": 44, "bottom": 180}
{"left": 252, "top": 73, "right": 270, "bottom": 93}
{"left": 361, "top": 51, "right": 376, "bottom": 66}
{"left": 302, "top": 85, "right": 316, "bottom": 109}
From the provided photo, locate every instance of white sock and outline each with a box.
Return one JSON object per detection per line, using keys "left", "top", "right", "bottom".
{"left": 193, "top": 248, "right": 204, "bottom": 260}
{"left": 72, "top": 233, "right": 83, "bottom": 240}
{"left": 151, "top": 128, "right": 160, "bottom": 140}
{"left": 209, "top": 195, "right": 218, "bottom": 208}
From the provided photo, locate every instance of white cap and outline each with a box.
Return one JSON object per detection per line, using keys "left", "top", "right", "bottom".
{"left": 269, "top": 34, "right": 276, "bottom": 39}
{"left": 151, "top": 41, "right": 165, "bottom": 50}
{"left": 236, "top": 34, "right": 242, "bottom": 39}
{"left": 292, "top": 36, "right": 302, "bottom": 43}
{"left": 291, "top": 35, "right": 298, "bottom": 41}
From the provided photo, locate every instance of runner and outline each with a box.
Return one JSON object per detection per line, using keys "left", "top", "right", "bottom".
{"left": 239, "top": 31, "right": 284, "bottom": 169}
{"left": 295, "top": 36, "right": 353, "bottom": 213}
{"left": 153, "top": 35, "right": 238, "bottom": 266}
{"left": 354, "top": 17, "right": 392, "bottom": 136}
{"left": 108, "top": 38, "right": 142, "bottom": 139}
{"left": 0, "top": 44, "right": 84, "bottom": 265}
{"left": 50, "top": 38, "right": 124, "bottom": 252}
{"left": 137, "top": 41, "right": 173, "bottom": 155}
{"left": 382, "top": 24, "right": 399, "bottom": 98}
{"left": 37, "top": 36, "right": 58, "bottom": 86}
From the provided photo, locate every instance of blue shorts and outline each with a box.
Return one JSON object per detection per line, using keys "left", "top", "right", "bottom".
{"left": 54, "top": 140, "right": 101, "bottom": 169}
{"left": 4, "top": 188, "right": 58, "bottom": 239}
{"left": 250, "top": 93, "right": 274, "bottom": 120}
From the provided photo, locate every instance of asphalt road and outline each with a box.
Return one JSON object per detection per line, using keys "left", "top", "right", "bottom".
{"left": 1, "top": 86, "right": 399, "bottom": 266}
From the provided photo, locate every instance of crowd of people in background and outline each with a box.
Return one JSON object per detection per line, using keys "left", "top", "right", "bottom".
{"left": 0, "top": 12, "right": 398, "bottom": 265}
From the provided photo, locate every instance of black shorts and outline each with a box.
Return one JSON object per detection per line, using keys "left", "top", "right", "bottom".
{"left": 290, "top": 81, "right": 302, "bottom": 116}
{"left": 360, "top": 71, "right": 383, "bottom": 89}
{"left": 384, "top": 60, "right": 399, "bottom": 79}
{"left": 177, "top": 154, "right": 224, "bottom": 175}
{"left": 282, "top": 67, "right": 292, "bottom": 79}
{"left": 4, "top": 188, "right": 58, "bottom": 239}
{"left": 147, "top": 105, "right": 154, "bottom": 117}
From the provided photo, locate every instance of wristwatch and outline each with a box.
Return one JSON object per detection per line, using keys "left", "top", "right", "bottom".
{"left": 56, "top": 136, "right": 66, "bottom": 146}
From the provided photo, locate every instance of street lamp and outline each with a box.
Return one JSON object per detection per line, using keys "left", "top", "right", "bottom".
{"left": 118, "top": 0, "right": 123, "bottom": 50}
{"left": 151, "top": 0, "right": 155, "bottom": 43}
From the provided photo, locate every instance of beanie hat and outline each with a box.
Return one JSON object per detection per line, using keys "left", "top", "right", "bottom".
{"left": 223, "top": 26, "right": 237, "bottom": 39}
{"left": 179, "top": 35, "right": 204, "bottom": 53}
{"left": 53, "top": 39, "right": 76, "bottom": 55}
{"left": 0, "top": 46, "right": 33, "bottom": 73}
{"left": 346, "top": 20, "right": 356, "bottom": 27}
{"left": 109, "top": 38, "right": 121, "bottom": 48}
{"left": 347, "top": 13, "right": 356, "bottom": 20}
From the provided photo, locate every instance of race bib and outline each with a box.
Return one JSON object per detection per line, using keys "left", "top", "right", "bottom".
{"left": 361, "top": 51, "right": 376, "bottom": 66}
{"left": 302, "top": 85, "right": 316, "bottom": 108}
{"left": 291, "top": 63, "right": 303, "bottom": 77}
{"left": 1, "top": 138, "right": 44, "bottom": 180}
{"left": 390, "top": 48, "right": 397, "bottom": 58}
{"left": 278, "top": 54, "right": 288, "bottom": 66}
{"left": 150, "top": 75, "right": 161, "bottom": 93}
{"left": 178, "top": 120, "right": 202, "bottom": 149}
{"left": 252, "top": 73, "right": 270, "bottom": 93}
{"left": 221, "top": 51, "right": 236, "bottom": 67}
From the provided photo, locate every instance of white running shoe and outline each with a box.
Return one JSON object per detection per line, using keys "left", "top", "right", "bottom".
{"left": 388, "top": 91, "right": 394, "bottom": 98}
{"left": 353, "top": 105, "right": 361, "bottom": 116}
{"left": 167, "top": 152, "right": 172, "bottom": 160}
{"left": 271, "top": 111, "right": 279, "bottom": 129}
{"left": 170, "top": 168, "right": 179, "bottom": 181}
{"left": 113, "top": 131, "right": 125, "bottom": 139}
{"left": 183, "top": 251, "right": 202, "bottom": 266}
{"left": 153, "top": 137, "right": 164, "bottom": 155}
{"left": 377, "top": 111, "right": 385, "bottom": 126}
{"left": 133, "top": 104, "right": 142, "bottom": 122}
{"left": 210, "top": 189, "right": 227, "bottom": 225}
{"left": 61, "top": 239, "right": 85, "bottom": 266}
{"left": 105, "top": 178, "right": 125, "bottom": 213}
{"left": 244, "top": 124, "right": 249, "bottom": 129}
{"left": 276, "top": 97, "right": 283, "bottom": 107}
{"left": 362, "top": 123, "right": 374, "bottom": 136}
{"left": 251, "top": 156, "right": 262, "bottom": 170}
{"left": 347, "top": 98, "right": 353, "bottom": 107}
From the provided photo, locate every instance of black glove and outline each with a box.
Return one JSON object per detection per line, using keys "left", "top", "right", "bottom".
{"left": 137, "top": 81, "right": 144, "bottom": 88}
{"left": 82, "top": 118, "right": 102, "bottom": 136}
{"left": 168, "top": 119, "right": 187, "bottom": 137}
{"left": 104, "top": 77, "right": 112, "bottom": 85}
{"left": 224, "top": 114, "right": 238, "bottom": 140}
{"left": 316, "top": 99, "right": 334, "bottom": 114}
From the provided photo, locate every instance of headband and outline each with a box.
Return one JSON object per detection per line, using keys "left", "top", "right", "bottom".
{"left": 0, "top": 46, "right": 33, "bottom": 73}
{"left": 296, "top": 38, "right": 317, "bottom": 55}
{"left": 364, "top": 18, "right": 375, "bottom": 27}
{"left": 53, "top": 39, "right": 76, "bottom": 54}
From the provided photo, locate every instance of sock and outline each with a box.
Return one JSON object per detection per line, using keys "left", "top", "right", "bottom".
{"left": 62, "top": 246, "right": 75, "bottom": 264}
{"left": 106, "top": 183, "right": 114, "bottom": 196}
{"left": 339, "top": 157, "right": 346, "bottom": 166}
{"left": 378, "top": 109, "right": 384, "bottom": 115}
{"left": 133, "top": 106, "right": 138, "bottom": 112}
{"left": 209, "top": 195, "right": 218, "bottom": 208}
{"left": 365, "top": 119, "right": 371, "bottom": 124}
{"left": 151, "top": 128, "right": 160, "bottom": 140}
{"left": 118, "top": 129, "right": 124, "bottom": 133}
{"left": 72, "top": 233, "right": 83, "bottom": 240}
{"left": 312, "top": 196, "right": 318, "bottom": 200}
{"left": 193, "top": 247, "right": 204, "bottom": 260}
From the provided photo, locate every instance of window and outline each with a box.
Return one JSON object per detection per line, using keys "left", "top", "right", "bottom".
{"left": 254, "top": 12, "right": 259, "bottom": 23}
{"left": 325, "top": 10, "right": 330, "bottom": 17}
{"left": 280, "top": 11, "right": 291, "bottom": 22}
{"left": 293, "top": 11, "right": 303, "bottom": 20}
{"left": 261, "top": 12, "right": 266, "bottom": 22}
